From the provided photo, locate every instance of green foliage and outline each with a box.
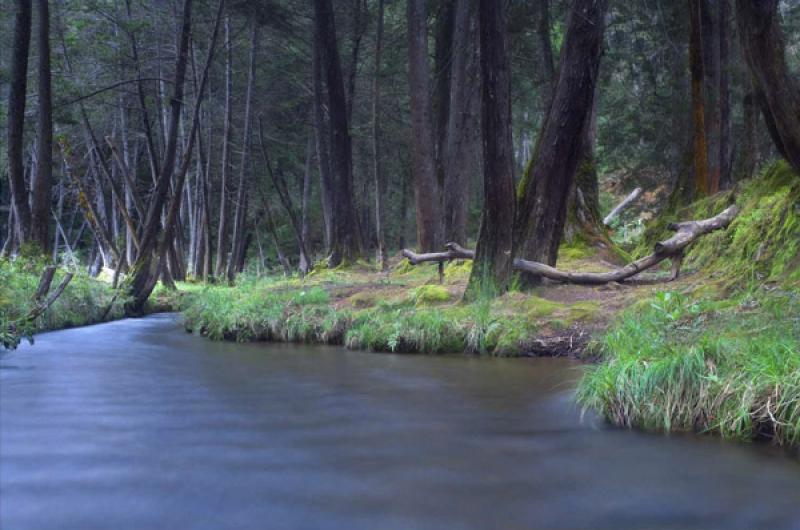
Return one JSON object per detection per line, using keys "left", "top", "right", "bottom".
{"left": 0, "top": 258, "right": 124, "bottom": 349}
{"left": 577, "top": 289, "right": 800, "bottom": 448}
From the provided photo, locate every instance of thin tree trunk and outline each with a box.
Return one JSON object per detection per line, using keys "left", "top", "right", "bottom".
{"left": 31, "top": 0, "right": 53, "bottom": 253}
{"left": 372, "top": 0, "right": 387, "bottom": 269}
{"left": 312, "top": 41, "right": 334, "bottom": 252}
{"left": 689, "top": 0, "right": 709, "bottom": 196}
{"left": 215, "top": 14, "right": 233, "bottom": 277}
{"left": 407, "top": 0, "right": 442, "bottom": 252}
{"left": 227, "top": 21, "right": 259, "bottom": 284}
{"left": 718, "top": 0, "right": 732, "bottom": 189}
{"left": 465, "top": 0, "right": 516, "bottom": 300}
{"left": 513, "top": 0, "right": 608, "bottom": 273}
{"left": 7, "top": 0, "right": 33, "bottom": 244}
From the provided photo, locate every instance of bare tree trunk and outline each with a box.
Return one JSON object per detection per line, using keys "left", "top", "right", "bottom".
{"left": 407, "top": 0, "right": 442, "bottom": 252}
{"left": 513, "top": 0, "right": 607, "bottom": 275}
{"left": 740, "top": 87, "right": 759, "bottom": 179}
{"left": 372, "top": 0, "right": 387, "bottom": 269}
{"left": 126, "top": 0, "right": 195, "bottom": 313}
{"left": 442, "top": 0, "right": 478, "bottom": 246}
{"left": 689, "top": 0, "right": 709, "bottom": 197}
{"left": 301, "top": 134, "right": 313, "bottom": 269}
{"left": 465, "top": 0, "right": 515, "bottom": 300}
{"left": 718, "top": 0, "right": 732, "bottom": 189}
{"left": 227, "top": 21, "right": 259, "bottom": 284}
{"left": 735, "top": 0, "right": 800, "bottom": 173}
{"left": 7, "top": 0, "right": 33, "bottom": 245}
{"left": 313, "top": 0, "right": 362, "bottom": 266}
{"left": 215, "top": 15, "right": 233, "bottom": 277}
{"left": 312, "top": 43, "right": 334, "bottom": 253}
{"left": 701, "top": 0, "right": 720, "bottom": 193}
{"left": 30, "top": 0, "right": 53, "bottom": 254}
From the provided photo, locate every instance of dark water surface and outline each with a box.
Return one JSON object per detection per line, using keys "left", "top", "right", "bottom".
{"left": 1, "top": 314, "right": 798, "bottom": 530}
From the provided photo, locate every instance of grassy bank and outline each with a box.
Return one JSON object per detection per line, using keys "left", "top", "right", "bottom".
{"left": 180, "top": 258, "right": 625, "bottom": 356}
{"left": 578, "top": 161, "right": 800, "bottom": 448}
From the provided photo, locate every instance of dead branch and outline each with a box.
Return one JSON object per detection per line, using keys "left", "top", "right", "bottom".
{"left": 402, "top": 205, "right": 739, "bottom": 285}
{"left": 603, "top": 187, "right": 642, "bottom": 226}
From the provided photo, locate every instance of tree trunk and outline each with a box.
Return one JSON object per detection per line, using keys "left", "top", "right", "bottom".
{"left": 701, "top": 0, "right": 720, "bottom": 193}
{"left": 689, "top": 0, "right": 710, "bottom": 197}
{"left": 227, "top": 21, "right": 259, "bottom": 284}
{"left": 215, "top": 15, "right": 233, "bottom": 277}
{"left": 442, "top": 0, "right": 478, "bottom": 246}
{"left": 30, "top": 0, "right": 53, "bottom": 254}
{"left": 125, "top": 0, "right": 194, "bottom": 313}
{"left": 407, "top": 0, "right": 443, "bottom": 252}
{"left": 7, "top": 0, "right": 33, "bottom": 245}
{"left": 740, "top": 88, "right": 759, "bottom": 179}
{"left": 465, "top": 0, "right": 516, "bottom": 300}
{"left": 735, "top": 0, "right": 800, "bottom": 173}
{"left": 718, "top": 0, "right": 732, "bottom": 189}
{"left": 372, "top": 0, "right": 387, "bottom": 269}
{"left": 312, "top": 40, "right": 334, "bottom": 252}
{"left": 313, "top": 0, "right": 362, "bottom": 266}
{"left": 513, "top": 0, "right": 608, "bottom": 273}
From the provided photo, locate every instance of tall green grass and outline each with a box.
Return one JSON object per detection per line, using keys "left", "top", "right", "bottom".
{"left": 577, "top": 290, "right": 800, "bottom": 448}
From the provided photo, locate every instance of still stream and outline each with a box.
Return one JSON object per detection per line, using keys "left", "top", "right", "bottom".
{"left": 1, "top": 314, "right": 798, "bottom": 529}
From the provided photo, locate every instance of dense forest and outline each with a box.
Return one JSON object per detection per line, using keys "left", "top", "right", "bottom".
{"left": 3, "top": 0, "right": 799, "bottom": 299}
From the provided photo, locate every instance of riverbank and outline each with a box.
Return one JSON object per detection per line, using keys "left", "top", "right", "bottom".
{"left": 579, "top": 161, "right": 800, "bottom": 449}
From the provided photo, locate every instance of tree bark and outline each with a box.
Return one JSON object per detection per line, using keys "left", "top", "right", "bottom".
{"left": 215, "top": 15, "right": 233, "bottom": 277}
{"left": 30, "top": 0, "right": 53, "bottom": 254}
{"left": 465, "top": 0, "right": 516, "bottom": 300}
{"left": 126, "top": 0, "right": 194, "bottom": 313}
{"left": 735, "top": 0, "right": 800, "bottom": 173}
{"left": 7, "top": 0, "right": 33, "bottom": 245}
{"left": 513, "top": 0, "right": 608, "bottom": 274}
{"left": 442, "top": 0, "right": 478, "bottom": 246}
{"left": 312, "top": 39, "right": 334, "bottom": 252}
{"left": 227, "top": 21, "right": 259, "bottom": 284}
{"left": 718, "top": 0, "right": 732, "bottom": 189}
{"left": 407, "top": 0, "right": 443, "bottom": 252}
{"left": 313, "top": 0, "right": 362, "bottom": 266}
{"left": 690, "top": 0, "right": 710, "bottom": 197}
{"left": 372, "top": 0, "right": 387, "bottom": 269}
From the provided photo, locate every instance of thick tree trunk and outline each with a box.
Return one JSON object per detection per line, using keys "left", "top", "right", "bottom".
{"left": 407, "top": 0, "right": 443, "bottom": 252}
{"left": 313, "top": 0, "right": 362, "bottom": 266}
{"left": 215, "top": 15, "right": 233, "bottom": 277}
{"left": 465, "top": 0, "right": 516, "bottom": 300}
{"left": 701, "top": 0, "right": 720, "bottom": 193}
{"left": 513, "top": 0, "right": 608, "bottom": 273}
{"left": 690, "top": 0, "right": 710, "bottom": 197}
{"left": 227, "top": 21, "right": 259, "bottom": 284}
{"left": 442, "top": 0, "right": 478, "bottom": 246}
{"left": 735, "top": 0, "right": 800, "bottom": 173}
{"left": 31, "top": 0, "right": 53, "bottom": 254}
{"left": 740, "top": 88, "right": 759, "bottom": 179}
{"left": 8, "top": 0, "right": 33, "bottom": 245}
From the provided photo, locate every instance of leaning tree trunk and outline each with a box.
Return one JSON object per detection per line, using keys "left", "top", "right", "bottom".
{"left": 735, "top": 0, "right": 800, "bottom": 174}
{"left": 30, "top": 0, "right": 53, "bottom": 254}
{"left": 407, "top": 0, "right": 443, "bottom": 252}
{"left": 313, "top": 0, "right": 362, "bottom": 266}
{"left": 125, "top": 0, "right": 194, "bottom": 313}
{"left": 7, "top": 0, "right": 33, "bottom": 246}
{"left": 465, "top": 0, "right": 516, "bottom": 301}
{"left": 513, "top": 0, "right": 608, "bottom": 277}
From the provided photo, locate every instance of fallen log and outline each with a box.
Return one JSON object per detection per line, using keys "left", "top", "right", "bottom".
{"left": 603, "top": 187, "right": 642, "bottom": 226}
{"left": 402, "top": 205, "right": 739, "bottom": 285}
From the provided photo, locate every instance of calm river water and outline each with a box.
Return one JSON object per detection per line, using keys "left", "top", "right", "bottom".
{"left": 1, "top": 314, "right": 798, "bottom": 529}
